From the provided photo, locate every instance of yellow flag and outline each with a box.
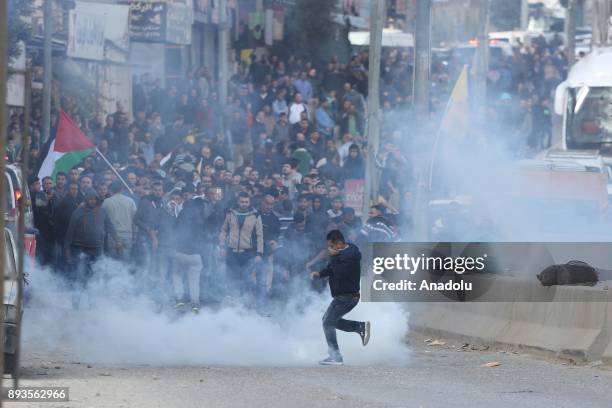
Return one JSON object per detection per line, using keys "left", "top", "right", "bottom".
{"left": 439, "top": 65, "right": 470, "bottom": 135}
{"left": 428, "top": 65, "right": 470, "bottom": 188}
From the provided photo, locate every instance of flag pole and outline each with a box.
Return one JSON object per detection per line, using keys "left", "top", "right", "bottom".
{"left": 95, "top": 148, "right": 134, "bottom": 195}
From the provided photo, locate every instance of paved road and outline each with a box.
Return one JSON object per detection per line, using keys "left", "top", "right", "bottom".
{"left": 8, "top": 281, "right": 612, "bottom": 408}
{"left": 6, "top": 338, "right": 612, "bottom": 408}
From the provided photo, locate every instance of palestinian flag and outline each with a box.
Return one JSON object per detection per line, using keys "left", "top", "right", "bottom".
{"left": 38, "top": 111, "right": 95, "bottom": 179}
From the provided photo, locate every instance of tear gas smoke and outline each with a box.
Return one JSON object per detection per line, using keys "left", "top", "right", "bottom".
{"left": 421, "top": 130, "right": 612, "bottom": 242}
{"left": 23, "top": 258, "right": 409, "bottom": 366}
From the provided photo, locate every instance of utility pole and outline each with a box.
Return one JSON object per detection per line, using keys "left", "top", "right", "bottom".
{"left": 362, "top": 0, "right": 385, "bottom": 218}
{"left": 403, "top": 1, "right": 413, "bottom": 33}
{"left": 0, "top": 0, "right": 9, "bottom": 394}
{"left": 412, "top": 0, "right": 432, "bottom": 241}
{"left": 565, "top": 0, "right": 576, "bottom": 66}
{"left": 413, "top": 0, "right": 430, "bottom": 118}
{"left": 42, "top": 0, "right": 53, "bottom": 143}
{"left": 474, "top": 0, "right": 489, "bottom": 116}
{"left": 592, "top": 0, "right": 610, "bottom": 47}
{"left": 521, "top": 0, "right": 529, "bottom": 30}
{"left": 218, "top": 0, "right": 229, "bottom": 158}
{"left": 14, "top": 68, "right": 32, "bottom": 389}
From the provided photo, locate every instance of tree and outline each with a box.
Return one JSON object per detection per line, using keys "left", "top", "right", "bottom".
{"left": 8, "top": 0, "right": 33, "bottom": 61}
{"left": 288, "top": 0, "right": 337, "bottom": 63}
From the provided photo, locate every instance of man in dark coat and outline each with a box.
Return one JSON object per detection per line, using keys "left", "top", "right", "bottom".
{"left": 54, "top": 182, "right": 81, "bottom": 272}
{"left": 171, "top": 195, "right": 208, "bottom": 312}
{"left": 65, "top": 189, "right": 121, "bottom": 297}
{"left": 259, "top": 194, "right": 280, "bottom": 297}
{"left": 30, "top": 176, "right": 56, "bottom": 267}
{"left": 310, "top": 230, "right": 370, "bottom": 365}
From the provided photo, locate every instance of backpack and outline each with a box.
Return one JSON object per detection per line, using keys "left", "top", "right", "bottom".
{"left": 537, "top": 260, "right": 598, "bottom": 286}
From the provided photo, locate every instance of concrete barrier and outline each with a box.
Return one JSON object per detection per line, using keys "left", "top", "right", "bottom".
{"left": 599, "top": 287, "right": 612, "bottom": 365}
{"left": 408, "top": 276, "right": 612, "bottom": 363}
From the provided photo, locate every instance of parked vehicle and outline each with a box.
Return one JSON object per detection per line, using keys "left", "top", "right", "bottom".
{"left": 4, "top": 164, "right": 36, "bottom": 257}
{"left": 554, "top": 48, "right": 612, "bottom": 158}
{"left": 3, "top": 227, "right": 23, "bottom": 376}
{"left": 510, "top": 158, "right": 609, "bottom": 238}
{"left": 449, "top": 40, "right": 513, "bottom": 69}
{"left": 540, "top": 150, "right": 612, "bottom": 203}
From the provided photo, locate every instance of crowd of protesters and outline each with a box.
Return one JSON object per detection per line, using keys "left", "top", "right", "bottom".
{"left": 486, "top": 33, "right": 568, "bottom": 152}
{"left": 5, "top": 30, "right": 569, "bottom": 310}
{"left": 8, "top": 48, "right": 412, "bottom": 312}
{"left": 431, "top": 32, "right": 567, "bottom": 152}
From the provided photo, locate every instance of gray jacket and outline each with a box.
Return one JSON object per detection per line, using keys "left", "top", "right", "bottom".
{"left": 102, "top": 193, "right": 137, "bottom": 238}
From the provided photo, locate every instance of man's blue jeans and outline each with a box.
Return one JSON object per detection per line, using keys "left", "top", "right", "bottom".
{"left": 322, "top": 294, "right": 362, "bottom": 359}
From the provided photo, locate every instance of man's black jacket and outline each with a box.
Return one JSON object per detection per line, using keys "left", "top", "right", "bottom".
{"left": 260, "top": 211, "right": 280, "bottom": 255}
{"left": 319, "top": 243, "right": 361, "bottom": 297}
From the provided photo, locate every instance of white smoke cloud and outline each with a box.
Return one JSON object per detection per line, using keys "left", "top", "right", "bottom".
{"left": 423, "top": 130, "right": 612, "bottom": 242}
{"left": 22, "top": 258, "right": 410, "bottom": 366}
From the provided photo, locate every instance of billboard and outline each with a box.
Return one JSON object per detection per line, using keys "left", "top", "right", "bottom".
{"left": 68, "top": 2, "right": 130, "bottom": 62}
{"left": 129, "top": 1, "right": 193, "bottom": 44}
{"left": 130, "top": 1, "right": 166, "bottom": 42}
{"left": 67, "top": 9, "right": 106, "bottom": 61}
{"left": 166, "top": 2, "right": 194, "bottom": 45}
{"left": 7, "top": 42, "right": 26, "bottom": 107}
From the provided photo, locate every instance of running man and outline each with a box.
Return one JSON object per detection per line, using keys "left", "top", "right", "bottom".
{"left": 310, "top": 230, "right": 371, "bottom": 365}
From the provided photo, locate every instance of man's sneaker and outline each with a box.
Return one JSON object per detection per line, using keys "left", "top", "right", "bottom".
{"left": 174, "top": 302, "right": 186, "bottom": 310}
{"left": 191, "top": 305, "right": 200, "bottom": 314}
{"left": 318, "top": 357, "right": 344, "bottom": 366}
{"left": 359, "top": 321, "right": 371, "bottom": 346}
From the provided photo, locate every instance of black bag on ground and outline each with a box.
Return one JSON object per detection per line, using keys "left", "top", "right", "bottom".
{"left": 537, "top": 260, "right": 599, "bottom": 286}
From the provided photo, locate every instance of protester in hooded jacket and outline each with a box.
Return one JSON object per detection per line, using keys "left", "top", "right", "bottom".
{"left": 54, "top": 182, "right": 81, "bottom": 270}
{"left": 342, "top": 144, "right": 365, "bottom": 181}
{"left": 291, "top": 141, "right": 314, "bottom": 177}
{"left": 64, "top": 189, "right": 118, "bottom": 251}
{"left": 65, "top": 189, "right": 121, "bottom": 290}
{"left": 306, "top": 195, "right": 330, "bottom": 243}
{"left": 170, "top": 196, "right": 209, "bottom": 311}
